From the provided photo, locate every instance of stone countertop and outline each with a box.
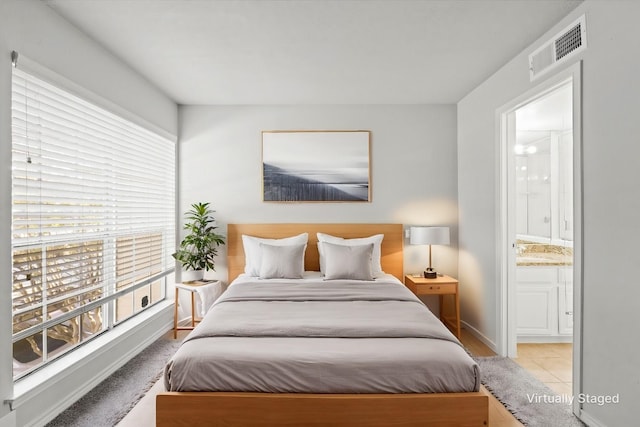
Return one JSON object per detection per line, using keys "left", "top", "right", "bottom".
{"left": 516, "top": 252, "right": 573, "bottom": 266}
{"left": 516, "top": 241, "right": 573, "bottom": 266}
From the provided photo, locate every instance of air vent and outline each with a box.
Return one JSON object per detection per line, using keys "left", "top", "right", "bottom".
{"left": 529, "top": 15, "right": 586, "bottom": 81}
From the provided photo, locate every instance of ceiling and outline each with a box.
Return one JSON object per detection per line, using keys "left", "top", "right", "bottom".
{"left": 44, "top": 0, "right": 582, "bottom": 105}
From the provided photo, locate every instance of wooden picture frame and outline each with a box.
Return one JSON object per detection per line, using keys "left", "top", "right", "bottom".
{"left": 262, "top": 130, "right": 371, "bottom": 202}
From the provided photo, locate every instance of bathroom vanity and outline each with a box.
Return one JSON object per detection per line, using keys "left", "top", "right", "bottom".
{"left": 516, "top": 242, "right": 573, "bottom": 342}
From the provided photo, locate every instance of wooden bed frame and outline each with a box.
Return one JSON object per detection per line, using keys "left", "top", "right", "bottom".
{"left": 157, "top": 223, "right": 488, "bottom": 427}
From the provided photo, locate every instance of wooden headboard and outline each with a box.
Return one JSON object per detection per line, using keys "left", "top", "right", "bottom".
{"left": 227, "top": 223, "right": 404, "bottom": 283}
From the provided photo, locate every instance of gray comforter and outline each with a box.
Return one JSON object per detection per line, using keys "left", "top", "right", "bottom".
{"left": 165, "top": 277, "right": 480, "bottom": 394}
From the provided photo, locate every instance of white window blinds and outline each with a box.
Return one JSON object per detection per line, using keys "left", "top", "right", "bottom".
{"left": 11, "top": 67, "right": 175, "bottom": 378}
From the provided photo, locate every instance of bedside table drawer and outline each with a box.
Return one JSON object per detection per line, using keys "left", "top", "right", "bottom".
{"left": 414, "top": 283, "right": 457, "bottom": 294}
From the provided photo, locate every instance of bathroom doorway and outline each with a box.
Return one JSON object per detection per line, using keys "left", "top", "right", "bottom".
{"left": 498, "top": 63, "right": 582, "bottom": 405}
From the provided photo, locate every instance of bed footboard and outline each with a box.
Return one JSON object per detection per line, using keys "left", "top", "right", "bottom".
{"left": 156, "top": 391, "right": 488, "bottom": 427}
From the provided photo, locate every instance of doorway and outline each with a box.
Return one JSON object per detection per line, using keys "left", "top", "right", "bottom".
{"left": 498, "top": 63, "right": 582, "bottom": 410}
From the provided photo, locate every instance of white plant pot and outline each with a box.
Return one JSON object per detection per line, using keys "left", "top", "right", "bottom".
{"left": 181, "top": 269, "right": 204, "bottom": 283}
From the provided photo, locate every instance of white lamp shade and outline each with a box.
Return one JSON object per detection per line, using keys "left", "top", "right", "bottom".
{"left": 410, "top": 226, "right": 450, "bottom": 246}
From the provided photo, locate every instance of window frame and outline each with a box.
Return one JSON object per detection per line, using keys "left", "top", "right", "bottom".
{"left": 10, "top": 63, "right": 176, "bottom": 380}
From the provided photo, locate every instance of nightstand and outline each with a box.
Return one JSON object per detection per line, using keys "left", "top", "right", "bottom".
{"left": 404, "top": 274, "right": 461, "bottom": 338}
{"left": 173, "top": 280, "right": 220, "bottom": 339}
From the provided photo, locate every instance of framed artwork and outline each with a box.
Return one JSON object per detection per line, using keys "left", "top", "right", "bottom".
{"left": 262, "top": 130, "right": 371, "bottom": 202}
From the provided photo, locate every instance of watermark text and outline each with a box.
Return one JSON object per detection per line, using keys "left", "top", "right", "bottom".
{"left": 526, "top": 393, "right": 620, "bottom": 406}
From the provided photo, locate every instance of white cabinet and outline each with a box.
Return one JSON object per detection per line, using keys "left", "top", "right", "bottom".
{"left": 517, "top": 266, "right": 573, "bottom": 341}
{"left": 558, "top": 286, "right": 573, "bottom": 335}
{"left": 557, "top": 267, "right": 573, "bottom": 335}
{"left": 517, "top": 284, "right": 557, "bottom": 335}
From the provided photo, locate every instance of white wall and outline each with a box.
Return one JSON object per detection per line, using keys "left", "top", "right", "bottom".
{"left": 0, "top": 0, "right": 177, "bottom": 425}
{"left": 457, "top": 1, "right": 640, "bottom": 425}
{"left": 179, "top": 104, "right": 459, "bottom": 284}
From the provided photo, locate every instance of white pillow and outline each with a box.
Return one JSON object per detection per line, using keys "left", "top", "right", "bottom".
{"left": 259, "top": 242, "right": 306, "bottom": 279}
{"left": 317, "top": 232, "right": 384, "bottom": 277}
{"left": 242, "top": 233, "right": 308, "bottom": 276}
{"left": 322, "top": 242, "right": 374, "bottom": 281}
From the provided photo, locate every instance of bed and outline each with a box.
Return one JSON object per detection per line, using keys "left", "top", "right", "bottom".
{"left": 157, "top": 223, "right": 488, "bottom": 426}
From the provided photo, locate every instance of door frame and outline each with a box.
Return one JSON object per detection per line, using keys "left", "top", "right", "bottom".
{"left": 496, "top": 62, "right": 583, "bottom": 415}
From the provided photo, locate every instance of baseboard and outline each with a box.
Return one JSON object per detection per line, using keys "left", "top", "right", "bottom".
{"left": 578, "top": 410, "right": 607, "bottom": 427}
{"left": 13, "top": 301, "right": 173, "bottom": 427}
{"left": 0, "top": 411, "right": 15, "bottom": 427}
{"left": 517, "top": 335, "right": 573, "bottom": 343}
{"left": 461, "top": 320, "right": 498, "bottom": 353}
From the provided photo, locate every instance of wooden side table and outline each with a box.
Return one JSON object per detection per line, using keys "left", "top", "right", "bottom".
{"left": 404, "top": 274, "right": 461, "bottom": 338}
{"left": 173, "top": 280, "right": 220, "bottom": 339}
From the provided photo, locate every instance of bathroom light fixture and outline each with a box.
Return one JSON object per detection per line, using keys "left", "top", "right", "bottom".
{"left": 410, "top": 226, "right": 450, "bottom": 278}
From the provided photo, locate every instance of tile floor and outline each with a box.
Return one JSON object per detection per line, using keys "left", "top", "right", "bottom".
{"left": 513, "top": 342, "right": 573, "bottom": 396}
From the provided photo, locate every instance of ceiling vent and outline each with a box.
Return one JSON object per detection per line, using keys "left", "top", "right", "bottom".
{"left": 529, "top": 15, "right": 586, "bottom": 81}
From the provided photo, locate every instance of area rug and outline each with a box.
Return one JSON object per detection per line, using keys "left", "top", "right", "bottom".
{"left": 46, "top": 336, "right": 181, "bottom": 427}
{"left": 477, "top": 356, "right": 584, "bottom": 426}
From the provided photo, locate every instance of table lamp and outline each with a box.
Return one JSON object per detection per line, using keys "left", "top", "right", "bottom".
{"left": 410, "top": 226, "right": 450, "bottom": 278}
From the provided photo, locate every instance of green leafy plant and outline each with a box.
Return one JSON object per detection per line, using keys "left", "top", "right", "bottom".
{"left": 172, "top": 202, "right": 225, "bottom": 271}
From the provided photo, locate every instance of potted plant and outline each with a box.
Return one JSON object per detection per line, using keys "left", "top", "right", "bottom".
{"left": 173, "top": 202, "right": 225, "bottom": 282}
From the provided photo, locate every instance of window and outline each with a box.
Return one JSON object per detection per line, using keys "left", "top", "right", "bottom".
{"left": 11, "top": 67, "right": 175, "bottom": 379}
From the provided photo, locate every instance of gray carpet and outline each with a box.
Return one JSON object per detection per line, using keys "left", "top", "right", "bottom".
{"left": 46, "top": 335, "right": 181, "bottom": 427}
{"left": 477, "top": 356, "right": 585, "bottom": 426}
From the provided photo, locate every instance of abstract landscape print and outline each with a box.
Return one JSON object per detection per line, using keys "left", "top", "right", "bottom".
{"left": 262, "top": 130, "right": 371, "bottom": 202}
